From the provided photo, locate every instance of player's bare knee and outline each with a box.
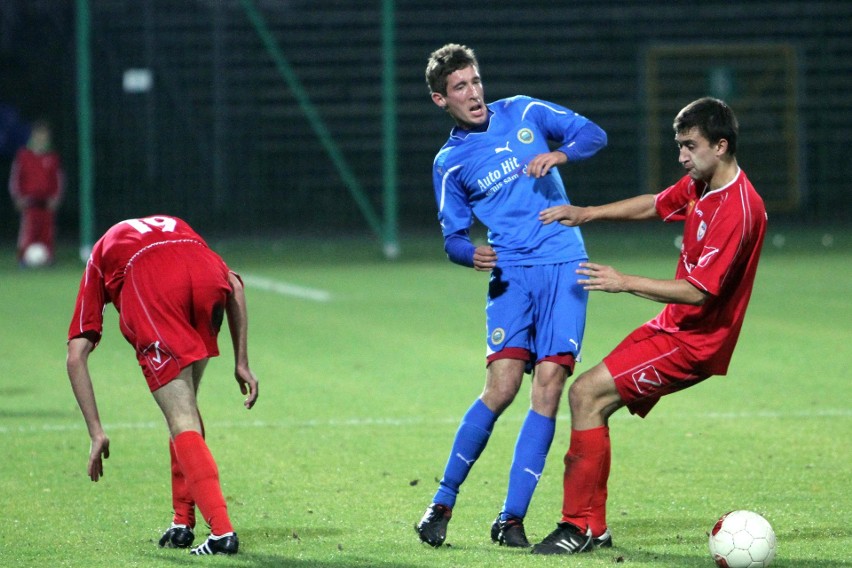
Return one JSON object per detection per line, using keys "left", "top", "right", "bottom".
{"left": 568, "top": 374, "right": 597, "bottom": 414}
{"left": 481, "top": 382, "right": 519, "bottom": 413}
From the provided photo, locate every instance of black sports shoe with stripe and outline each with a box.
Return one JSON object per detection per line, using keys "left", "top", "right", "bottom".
{"left": 530, "top": 522, "right": 593, "bottom": 555}
{"left": 190, "top": 532, "right": 239, "bottom": 555}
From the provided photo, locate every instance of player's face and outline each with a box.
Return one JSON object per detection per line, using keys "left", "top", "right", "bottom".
{"left": 675, "top": 127, "right": 726, "bottom": 182}
{"left": 432, "top": 65, "right": 487, "bottom": 129}
{"left": 30, "top": 127, "right": 51, "bottom": 152}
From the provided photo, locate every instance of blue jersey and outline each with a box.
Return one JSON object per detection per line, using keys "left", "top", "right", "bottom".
{"left": 433, "top": 95, "right": 606, "bottom": 266}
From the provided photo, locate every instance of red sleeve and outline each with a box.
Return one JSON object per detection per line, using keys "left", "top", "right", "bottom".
{"left": 654, "top": 176, "right": 699, "bottom": 222}
{"left": 67, "top": 256, "right": 107, "bottom": 346}
{"left": 8, "top": 152, "right": 22, "bottom": 199}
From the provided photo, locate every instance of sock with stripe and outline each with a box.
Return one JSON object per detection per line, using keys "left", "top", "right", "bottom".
{"left": 501, "top": 409, "right": 555, "bottom": 520}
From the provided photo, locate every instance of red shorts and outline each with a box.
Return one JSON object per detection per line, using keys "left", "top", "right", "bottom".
{"left": 603, "top": 325, "right": 709, "bottom": 418}
{"left": 117, "top": 243, "right": 231, "bottom": 392}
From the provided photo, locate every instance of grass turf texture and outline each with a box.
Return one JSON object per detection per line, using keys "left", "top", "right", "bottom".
{"left": 0, "top": 223, "right": 849, "bottom": 567}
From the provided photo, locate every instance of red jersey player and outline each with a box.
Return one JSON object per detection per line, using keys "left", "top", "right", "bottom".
{"left": 66, "top": 215, "right": 259, "bottom": 556}
{"left": 8, "top": 120, "right": 64, "bottom": 264}
{"left": 531, "top": 97, "right": 767, "bottom": 554}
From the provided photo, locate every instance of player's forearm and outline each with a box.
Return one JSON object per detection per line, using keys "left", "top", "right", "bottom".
{"left": 225, "top": 274, "right": 250, "bottom": 366}
{"left": 443, "top": 230, "right": 476, "bottom": 267}
{"left": 623, "top": 275, "right": 707, "bottom": 305}
{"left": 587, "top": 194, "right": 658, "bottom": 222}
{"left": 66, "top": 340, "right": 106, "bottom": 439}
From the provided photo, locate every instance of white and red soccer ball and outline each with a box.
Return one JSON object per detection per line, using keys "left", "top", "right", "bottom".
{"left": 709, "top": 510, "right": 776, "bottom": 568}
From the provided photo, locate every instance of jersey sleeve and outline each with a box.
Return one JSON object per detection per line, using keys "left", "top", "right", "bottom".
{"left": 654, "top": 176, "right": 694, "bottom": 222}
{"left": 434, "top": 160, "right": 473, "bottom": 237}
{"left": 8, "top": 154, "right": 20, "bottom": 199}
{"left": 67, "top": 255, "right": 107, "bottom": 346}
{"left": 523, "top": 98, "right": 607, "bottom": 161}
{"left": 443, "top": 230, "right": 476, "bottom": 267}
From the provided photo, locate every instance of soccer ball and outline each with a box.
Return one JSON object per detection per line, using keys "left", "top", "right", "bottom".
{"left": 22, "top": 242, "right": 50, "bottom": 267}
{"left": 709, "top": 510, "right": 776, "bottom": 568}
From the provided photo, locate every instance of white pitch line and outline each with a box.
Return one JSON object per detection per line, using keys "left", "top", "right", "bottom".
{"left": 240, "top": 274, "right": 331, "bottom": 302}
{"left": 1, "top": 409, "right": 849, "bottom": 436}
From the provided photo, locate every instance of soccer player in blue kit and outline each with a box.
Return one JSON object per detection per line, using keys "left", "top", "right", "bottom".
{"left": 415, "top": 43, "right": 607, "bottom": 548}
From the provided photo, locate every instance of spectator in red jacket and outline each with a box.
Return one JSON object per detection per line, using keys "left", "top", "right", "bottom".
{"left": 8, "top": 119, "right": 64, "bottom": 264}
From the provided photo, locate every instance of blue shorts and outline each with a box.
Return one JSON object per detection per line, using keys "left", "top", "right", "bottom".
{"left": 485, "top": 260, "right": 588, "bottom": 372}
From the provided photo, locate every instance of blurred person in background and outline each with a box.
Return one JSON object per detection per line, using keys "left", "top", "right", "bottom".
{"left": 8, "top": 119, "right": 64, "bottom": 265}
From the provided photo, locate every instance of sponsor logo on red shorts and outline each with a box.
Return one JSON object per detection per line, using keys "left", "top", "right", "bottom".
{"left": 632, "top": 365, "right": 663, "bottom": 394}
{"left": 143, "top": 341, "right": 173, "bottom": 371}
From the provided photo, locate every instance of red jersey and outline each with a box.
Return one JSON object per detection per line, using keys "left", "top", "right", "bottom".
{"left": 650, "top": 168, "right": 766, "bottom": 374}
{"left": 68, "top": 215, "right": 227, "bottom": 345}
{"left": 9, "top": 147, "right": 64, "bottom": 204}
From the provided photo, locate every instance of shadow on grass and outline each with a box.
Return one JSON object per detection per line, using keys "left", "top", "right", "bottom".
{"left": 144, "top": 550, "right": 422, "bottom": 568}
{"left": 0, "top": 385, "right": 35, "bottom": 397}
{"left": 0, "top": 408, "right": 77, "bottom": 420}
{"left": 605, "top": 516, "right": 848, "bottom": 567}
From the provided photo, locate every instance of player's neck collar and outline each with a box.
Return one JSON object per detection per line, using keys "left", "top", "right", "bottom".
{"left": 452, "top": 110, "right": 493, "bottom": 139}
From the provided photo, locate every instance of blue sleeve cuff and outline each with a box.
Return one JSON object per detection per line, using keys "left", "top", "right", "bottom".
{"left": 559, "top": 122, "right": 608, "bottom": 162}
{"left": 444, "top": 230, "right": 476, "bottom": 267}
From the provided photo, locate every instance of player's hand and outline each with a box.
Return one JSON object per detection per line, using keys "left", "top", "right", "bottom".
{"left": 539, "top": 205, "right": 590, "bottom": 226}
{"left": 526, "top": 151, "right": 568, "bottom": 179}
{"left": 88, "top": 432, "right": 110, "bottom": 482}
{"left": 577, "top": 262, "right": 626, "bottom": 293}
{"left": 235, "top": 364, "right": 259, "bottom": 409}
{"left": 473, "top": 245, "right": 497, "bottom": 272}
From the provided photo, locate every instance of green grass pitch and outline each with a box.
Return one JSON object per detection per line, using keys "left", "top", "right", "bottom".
{"left": 0, "top": 223, "right": 849, "bottom": 567}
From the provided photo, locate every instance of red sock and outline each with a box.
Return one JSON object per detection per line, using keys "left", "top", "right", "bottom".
{"left": 561, "top": 426, "right": 610, "bottom": 533}
{"left": 587, "top": 428, "right": 611, "bottom": 536}
{"left": 173, "top": 431, "right": 233, "bottom": 536}
{"left": 169, "top": 439, "right": 196, "bottom": 528}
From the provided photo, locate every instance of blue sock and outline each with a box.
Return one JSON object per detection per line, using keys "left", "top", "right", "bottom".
{"left": 501, "top": 409, "right": 555, "bottom": 520}
{"left": 433, "top": 399, "right": 497, "bottom": 508}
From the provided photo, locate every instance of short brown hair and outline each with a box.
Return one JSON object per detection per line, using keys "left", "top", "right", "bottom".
{"left": 425, "top": 43, "right": 479, "bottom": 95}
{"left": 673, "top": 97, "right": 739, "bottom": 156}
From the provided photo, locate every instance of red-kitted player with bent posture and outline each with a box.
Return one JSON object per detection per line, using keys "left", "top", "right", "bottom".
{"left": 66, "top": 215, "right": 259, "bottom": 556}
{"left": 531, "top": 97, "right": 766, "bottom": 555}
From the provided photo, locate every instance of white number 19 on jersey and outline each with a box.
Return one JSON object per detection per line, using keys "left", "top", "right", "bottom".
{"left": 124, "top": 216, "right": 177, "bottom": 234}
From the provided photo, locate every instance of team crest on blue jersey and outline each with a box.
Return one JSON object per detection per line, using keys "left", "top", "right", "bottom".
{"left": 517, "top": 128, "right": 534, "bottom": 144}
{"left": 697, "top": 220, "right": 707, "bottom": 241}
{"left": 491, "top": 328, "right": 506, "bottom": 345}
